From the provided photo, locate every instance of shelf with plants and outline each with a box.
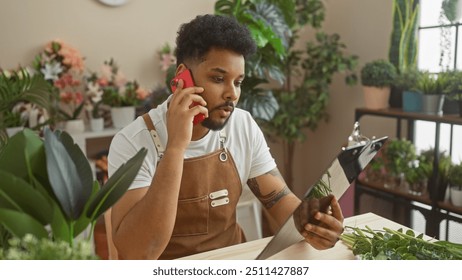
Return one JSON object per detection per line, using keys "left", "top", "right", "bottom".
{"left": 354, "top": 108, "right": 462, "bottom": 239}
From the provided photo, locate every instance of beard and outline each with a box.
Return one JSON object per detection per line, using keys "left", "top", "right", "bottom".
{"left": 200, "top": 101, "right": 235, "bottom": 131}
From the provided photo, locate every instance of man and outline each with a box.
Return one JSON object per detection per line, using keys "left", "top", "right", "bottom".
{"left": 108, "top": 14, "right": 344, "bottom": 260}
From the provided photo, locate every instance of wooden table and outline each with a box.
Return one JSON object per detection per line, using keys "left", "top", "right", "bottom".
{"left": 179, "top": 212, "right": 415, "bottom": 260}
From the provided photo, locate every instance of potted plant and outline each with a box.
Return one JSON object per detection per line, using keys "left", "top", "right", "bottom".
{"left": 360, "top": 59, "right": 397, "bottom": 110}
{"left": 0, "top": 68, "right": 57, "bottom": 146}
{"left": 0, "top": 128, "right": 147, "bottom": 258}
{"left": 405, "top": 159, "right": 431, "bottom": 195}
{"left": 388, "top": 0, "right": 420, "bottom": 108}
{"left": 415, "top": 71, "right": 448, "bottom": 115}
{"left": 443, "top": 69, "right": 462, "bottom": 117}
{"left": 449, "top": 163, "right": 462, "bottom": 207}
{"left": 383, "top": 138, "right": 416, "bottom": 189}
{"left": 394, "top": 68, "right": 423, "bottom": 112}
{"left": 90, "top": 58, "right": 150, "bottom": 129}
{"left": 215, "top": 0, "right": 358, "bottom": 188}
{"left": 419, "top": 148, "right": 453, "bottom": 201}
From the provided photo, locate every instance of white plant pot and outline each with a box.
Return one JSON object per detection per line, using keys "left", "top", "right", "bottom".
{"left": 362, "top": 86, "right": 390, "bottom": 110}
{"left": 450, "top": 186, "right": 462, "bottom": 207}
{"left": 90, "top": 118, "right": 104, "bottom": 132}
{"left": 111, "top": 106, "right": 135, "bottom": 129}
{"left": 456, "top": 0, "right": 462, "bottom": 22}
{"left": 64, "top": 119, "right": 85, "bottom": 134}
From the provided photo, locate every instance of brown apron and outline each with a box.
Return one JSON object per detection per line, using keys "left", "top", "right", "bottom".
{"left": 142, "top": 114, "right": 245, "bottom": 259}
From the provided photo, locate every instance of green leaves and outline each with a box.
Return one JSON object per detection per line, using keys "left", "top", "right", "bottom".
{"left": 44, "top": 128, "right": 93, "bottom": 220}
{"left": 0, "top": 128, "right": 147, "bottom": 248}
{"left": 341, "top": 226, "right": 462, "bottom": 260}
{"left": 86, "top": 148, "right": 147, "bottom": 220}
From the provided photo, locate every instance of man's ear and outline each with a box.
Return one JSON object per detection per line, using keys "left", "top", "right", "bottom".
{"left": 175, "top": 64, "right": 188, "bottom": 76}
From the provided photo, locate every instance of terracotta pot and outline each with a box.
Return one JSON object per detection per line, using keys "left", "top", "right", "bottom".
{"left": 362, "top": 86, "right": 390, "bottom": 110}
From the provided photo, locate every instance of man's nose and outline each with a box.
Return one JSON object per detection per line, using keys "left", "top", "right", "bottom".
{"left": 224, "top": 83, "right": 239, "bottom": 101}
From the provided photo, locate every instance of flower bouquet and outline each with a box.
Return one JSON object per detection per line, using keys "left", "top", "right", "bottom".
{"left": 33, "top": 40, "right": 86, "bottom": 123}
{"left": 87, "top": 58, "right": 149, "bottom": 128}
{"left": 88, "top": 58, "right": 149, "bottom": 108}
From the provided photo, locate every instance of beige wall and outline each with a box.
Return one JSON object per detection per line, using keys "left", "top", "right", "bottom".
{"left": 0, "top": 0, "right": 215, "bottom": 87}
{"left": 0, "top": 0, "right": 397, "bottom": 196}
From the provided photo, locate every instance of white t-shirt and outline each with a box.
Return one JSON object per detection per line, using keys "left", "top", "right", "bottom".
{"left": 107, "top": 98, "right": 277, "bottom": 190}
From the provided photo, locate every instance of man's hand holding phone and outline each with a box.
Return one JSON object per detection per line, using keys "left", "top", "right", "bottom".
{"left": 170, "top": 69, "right": 207, "bottom": 125}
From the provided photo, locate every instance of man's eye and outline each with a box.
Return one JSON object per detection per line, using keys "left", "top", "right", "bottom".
{"left": 213, "top": 76, "right": 224, "bottom": 83}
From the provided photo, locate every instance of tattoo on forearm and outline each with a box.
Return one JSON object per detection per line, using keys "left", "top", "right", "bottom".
{"left": 247, "top": 169, "right": 290, "bottom": 209}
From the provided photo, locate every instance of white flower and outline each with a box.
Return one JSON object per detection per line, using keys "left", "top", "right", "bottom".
{"left": 41, "top": 61, "right": 63, "bottom": 81}
{"left": 87, "top": 82, "right": 103, "bottom": 103}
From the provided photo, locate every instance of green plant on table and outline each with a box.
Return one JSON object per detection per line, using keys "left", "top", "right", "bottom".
{"left": 360, "top": 59, "right": 397, "bottom": 88}
{"left": 384, "top": 138, "right": 416, "bottom": 177}
{"left": 393, "top": 68, "right": 422, "bottom": 92}
{"left": 341, "top": 226, "right": 462, "bottom": 260}
{"left": 0, "top": 128, "right": 147, "bottom": 253}
{"left": 443, "top": 69, "right": 462, "bottom": 101}
{"left": 449, "top": 163, "right": 462, "bottom": 188}
{"left": 416, "top": 70, "right": 451, "bottom": 96}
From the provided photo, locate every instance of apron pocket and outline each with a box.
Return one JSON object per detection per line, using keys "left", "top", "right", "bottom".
{"left": 172, "top": 195, "right": 209, "bottom": 237}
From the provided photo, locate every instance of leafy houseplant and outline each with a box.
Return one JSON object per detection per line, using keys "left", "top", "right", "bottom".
{"left": 449, "top": 163, "right": 462, "bottom": 207}
{"left": 360, "top": 60, "right": 397, "bottom": 109}
{"left": 0, "top": 128, "right": 147, "bottom": 256}
{"left": 442, "top": 69, "right": 462, "bottom": 116}
{"left": 395, "top": 68, "right": 423, "bottom": 112}
{"left": 0, "top": 68, "right": 57, "bottom": 150}
{"left": 416, "top": 71, "right": 449, "bottom": 115}
{"left": 419, "top": 148, "right": 453, "bottom": 201}
{"left": 215, "top": 0, "right": 358, "bottom": 188}
{"left": 383, "top": 138, "right": 416, "bottom": 189}
{"left": 361, "top": 60, "right": 397, "bottom": 88}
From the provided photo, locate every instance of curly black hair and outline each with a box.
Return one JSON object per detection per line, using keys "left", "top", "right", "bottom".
{"left": 175, "top": 14, "right": 257, "bottom": 65}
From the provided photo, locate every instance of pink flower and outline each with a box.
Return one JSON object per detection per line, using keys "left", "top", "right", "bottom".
{"left": 100, "top": 64, "right": 112, "bottom": 80}
{"left": 114, "top": 71, "right": 127, "bottom": 87}
{"left": 136, "top": 87, "right": 149, "bottom": 100}
{"left": 60, "top": 92, "right": 74, "bottom": 104}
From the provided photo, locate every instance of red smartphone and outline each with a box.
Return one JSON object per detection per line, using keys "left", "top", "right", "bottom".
{"left": 170, "top": 69, "right": 206, "bottom": 125}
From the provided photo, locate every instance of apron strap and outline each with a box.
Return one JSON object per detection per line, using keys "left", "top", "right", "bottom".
{"left": 142, "top": 113, "right": 165, "bottom": 159}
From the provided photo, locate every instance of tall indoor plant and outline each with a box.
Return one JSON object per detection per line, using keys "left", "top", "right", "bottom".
{"left": 215, "top": 0, "right": 358, "bottom": 188}
{"left": 388, "top": 0, "right": 420, "bottom": 108}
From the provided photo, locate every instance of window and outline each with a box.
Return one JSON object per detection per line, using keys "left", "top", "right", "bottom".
{"left": 414, "top": 0, "right": 462, "bottom": 242}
